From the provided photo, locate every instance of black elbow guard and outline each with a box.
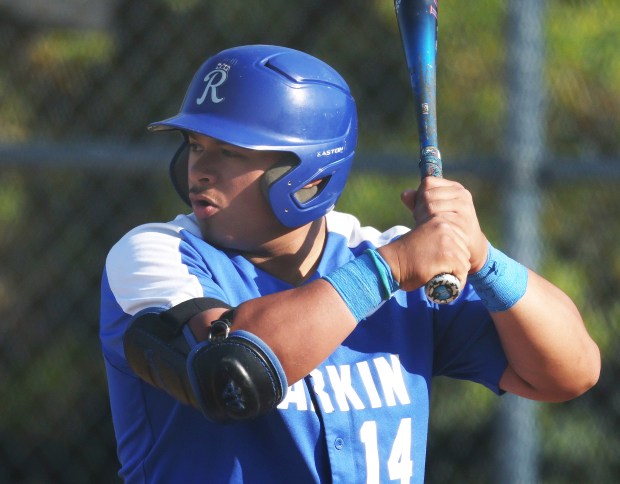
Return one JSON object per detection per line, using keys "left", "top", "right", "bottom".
{"left": 187, "top": 330, "right": 288, "bottom": 424}
{"left": 123, "top": 298, "right": 232, "bottom": 409}
{"left": 123, "top": 299, "right": 287, "bottom": 424}
{"left": 123, "top": 307, "right": 199, "bottom": 408}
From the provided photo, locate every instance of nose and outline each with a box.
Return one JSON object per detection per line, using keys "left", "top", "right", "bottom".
{"left": 188, "top": 150, "right": 218, "bottom": 186}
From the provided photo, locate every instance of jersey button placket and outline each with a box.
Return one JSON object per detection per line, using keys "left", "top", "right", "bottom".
{"left": 334, "top": 437, "right": 345, "bottom": 450}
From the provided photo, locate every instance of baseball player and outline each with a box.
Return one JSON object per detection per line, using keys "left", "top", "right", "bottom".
{"left": 100, "top": 45, "right": 600, "bottom": 483}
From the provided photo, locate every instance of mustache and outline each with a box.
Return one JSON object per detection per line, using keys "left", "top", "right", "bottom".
{"left": 188, "top": 186, "right": 221, "bottom": 208}
{"left": 188, "top": 185, "right": 207, "bottom": 195}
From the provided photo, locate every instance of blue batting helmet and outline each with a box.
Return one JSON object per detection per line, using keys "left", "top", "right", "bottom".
{"left": 148, "top": 44, "right": 358, "bottom": 228}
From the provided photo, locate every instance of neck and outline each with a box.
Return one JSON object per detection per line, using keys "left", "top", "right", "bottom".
{"left": 244, "top": 217, "right": 327, "bottom": 286}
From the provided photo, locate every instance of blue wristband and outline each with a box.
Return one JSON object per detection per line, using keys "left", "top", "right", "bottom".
{"left": 468, "top": 243, "right": 528, "bottom": 312}
{"left": 323, "top": 249, "right": 400, "bottom": 322}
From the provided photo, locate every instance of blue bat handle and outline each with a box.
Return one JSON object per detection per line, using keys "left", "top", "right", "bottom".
{"left": 395, "top": 0, "right": 461, "bottom": 304}
{"left": 395, "top": 0, "right": 440, "bottom": 163}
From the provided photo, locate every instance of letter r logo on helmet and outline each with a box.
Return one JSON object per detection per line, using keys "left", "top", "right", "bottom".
{"left": 196, "top": 68, "right": 228, "bottom": 105}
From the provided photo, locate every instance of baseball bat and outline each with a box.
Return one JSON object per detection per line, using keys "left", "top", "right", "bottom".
{"left": 394, "top": 0, "right": 461, "bottom": 304}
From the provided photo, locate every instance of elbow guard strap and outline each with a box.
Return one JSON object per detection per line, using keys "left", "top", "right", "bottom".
{"left": 187, "top": 330, "right": 288, "bottom": 424}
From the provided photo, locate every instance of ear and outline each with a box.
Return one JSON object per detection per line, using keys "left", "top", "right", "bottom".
{"left": 303, "top": 178, "right": 324, "bottom": 189}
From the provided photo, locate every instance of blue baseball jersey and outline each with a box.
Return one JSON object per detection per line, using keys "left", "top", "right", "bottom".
{"left": 100, "top": 211, "right": 507, "bottom": 483}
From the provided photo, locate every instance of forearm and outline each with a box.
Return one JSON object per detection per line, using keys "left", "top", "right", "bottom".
{"left": 232, "top": 279, "right": 358, "bottom": 384}
{"left": 189, "top": 250, "right": 399, "bottom": 385}
{"left": 494, "top": 270, "right": 600, "bottom": 401}
{"left": 189, "top": 278, "right": 358, "bottom": 385}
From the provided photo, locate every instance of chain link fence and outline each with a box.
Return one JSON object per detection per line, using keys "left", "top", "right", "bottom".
{"left": 1, "top": 0, "right": 618, "bottom": 482}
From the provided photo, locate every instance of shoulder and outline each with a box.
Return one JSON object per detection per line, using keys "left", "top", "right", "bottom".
{"left": 117, "top": 213, "right": 201, "bottom": 243}
{"left": 326, "top": 210, "right": 410, "bottom": 249}
{"left": 107, "top": 214, "right": 201, "bottom": 264}
{"left": 104, "top": 215, "right": 209, "bottom": 313}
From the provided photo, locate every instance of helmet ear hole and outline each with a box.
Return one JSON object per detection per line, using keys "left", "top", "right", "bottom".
{"left": 261, "top": 154, "right": 328, "bottom": 206}
{"left": 294, "top": 177, "right": 329, "bottom": 204}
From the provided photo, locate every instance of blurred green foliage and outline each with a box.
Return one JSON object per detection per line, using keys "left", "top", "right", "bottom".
{"left": 0, "top": 0, "right": 618, "bottom": 482}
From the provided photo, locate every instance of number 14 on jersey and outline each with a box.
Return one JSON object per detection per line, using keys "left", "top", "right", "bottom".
{"left": 360, "top": 418, "right": 414, "bottom": 483}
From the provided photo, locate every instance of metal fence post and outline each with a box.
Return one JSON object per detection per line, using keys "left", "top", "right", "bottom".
{"left": 494, "top": 0, "right": 546, "bottom": 482}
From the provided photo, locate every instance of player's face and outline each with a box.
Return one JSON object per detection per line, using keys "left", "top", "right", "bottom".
{"left": 186, "top": 133, "right": 289, "bottom": 251}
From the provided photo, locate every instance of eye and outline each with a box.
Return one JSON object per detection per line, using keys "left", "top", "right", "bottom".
{"left": 221, "top": 148, "right": 242, "bottom": 158}
{"left": 188, "top": 141, "right": 204, "bottom": 153}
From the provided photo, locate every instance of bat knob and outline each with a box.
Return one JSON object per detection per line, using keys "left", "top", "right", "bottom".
{"left": 425, "top": 273, "right": 461, "bottom": 304}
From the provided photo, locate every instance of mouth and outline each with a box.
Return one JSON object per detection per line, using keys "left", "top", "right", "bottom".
{"left": 189, "top": 193, "right": 220, "bottom": 217}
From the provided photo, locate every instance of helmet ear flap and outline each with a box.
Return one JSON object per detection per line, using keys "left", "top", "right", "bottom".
{"left": 260, "top": 154, "right": 322, "bottom": 207}
{"left": 261, "top": 157, "right": 294, "bottom": 198}
{"left": 260, "top": 153, "right": 298, "bottom": 202}
{"left": 170, "top": 140, "right": 191, "bottom": 206}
